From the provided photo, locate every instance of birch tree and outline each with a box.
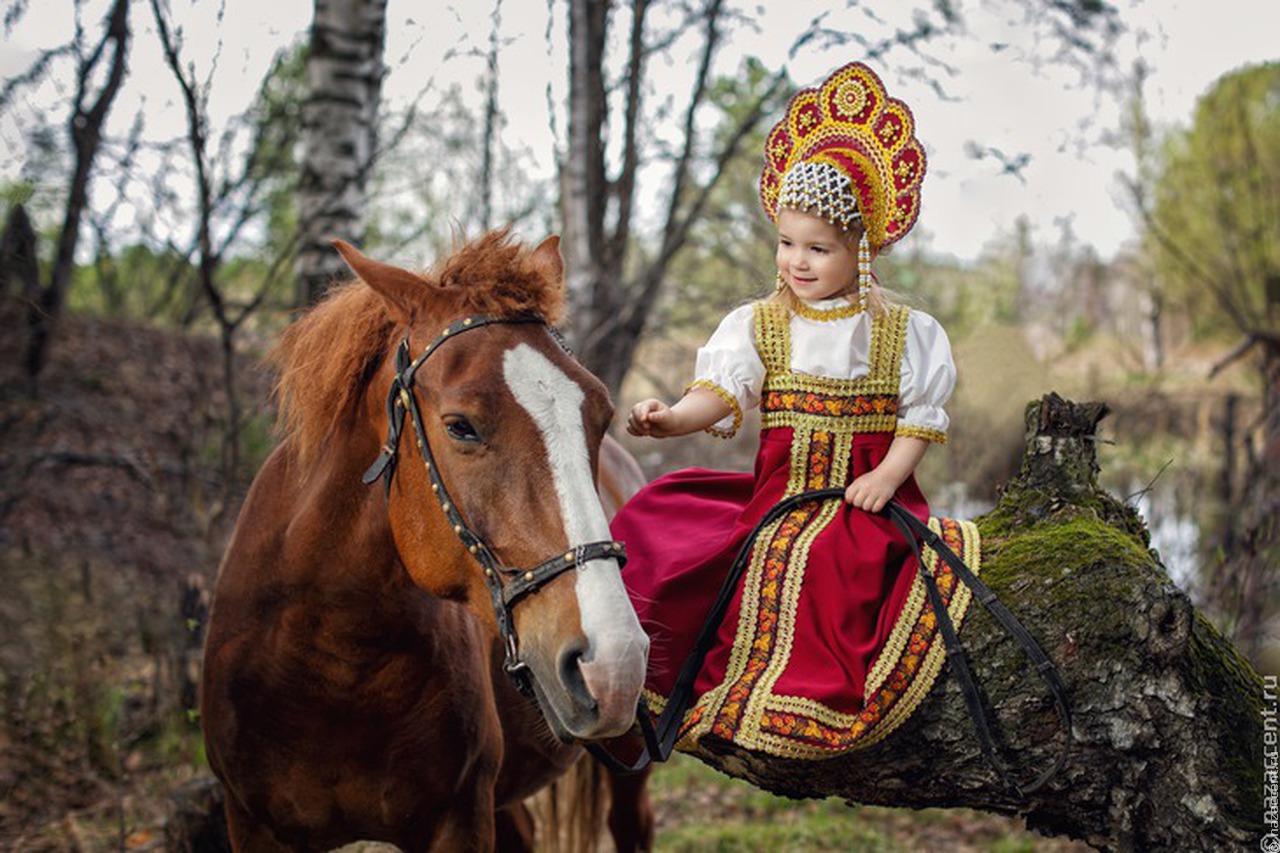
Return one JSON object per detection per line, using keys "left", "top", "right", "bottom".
{"left": 296, "top": 0, "right": 387, "bottom": 306}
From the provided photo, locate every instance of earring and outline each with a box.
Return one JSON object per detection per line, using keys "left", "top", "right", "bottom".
{"left": 857, "top": 232, "right": 871, "bottom": 310}
{"left": 775, "top": 271, "right": 787, "bottom": 292}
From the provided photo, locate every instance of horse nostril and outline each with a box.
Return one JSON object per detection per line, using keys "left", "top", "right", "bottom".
{"left": 558, "top": 646, "right": 596, "bottom": 711}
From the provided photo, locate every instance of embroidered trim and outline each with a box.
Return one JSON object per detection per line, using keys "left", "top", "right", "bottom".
{"left": 707, "top": 427, "right": 842, "bottom": 742}
{"left": 870, "top": 305, "right": 909, "bottom": 381}
{"left": 686, "top": 379, "right": 743, "bottom": 439}
{"left": 753, "top": 301, "right": 793, "bottom": 375}
{"left": 765, "top": 370, "right": 899, "bottom": 399}
{"left": 793, "top": 299, "right": 863, "bottom": 322}
{"left": 895, "top": 423, "right": 947, "bottom": 444}
{"left": 745, "top": 431, "right": 852, "bottom": 741}
{"left": 752, "top": 517, "right": 981, "bottom": 758}
{"left": 764, "top": 388, "right": 898, "bottom": 419}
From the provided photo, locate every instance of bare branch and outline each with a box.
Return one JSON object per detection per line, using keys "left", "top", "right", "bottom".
{"left": 0, "top": 45, "right": 73, "bottom": 112}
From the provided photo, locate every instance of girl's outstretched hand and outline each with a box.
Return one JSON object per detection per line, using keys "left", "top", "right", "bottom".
{"left": 625, "top": 388, "right": 733, "bottom": 439}
{"left": 844, "top": 469, "right": 898, "bottom": 514}
{"left": 627, "top": 398, "right": 674, "bottom": 437}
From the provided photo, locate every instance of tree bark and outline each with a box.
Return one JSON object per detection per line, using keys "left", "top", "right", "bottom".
{"left": 296, "top": 0, "right": 387, "bottom": 306}
{"left": 679, "top": 393, "right": 1265, "bottom": 851}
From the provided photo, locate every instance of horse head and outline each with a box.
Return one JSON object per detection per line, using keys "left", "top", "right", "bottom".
{"left": 328, "top": 233, "right": 647, "bottom": 742}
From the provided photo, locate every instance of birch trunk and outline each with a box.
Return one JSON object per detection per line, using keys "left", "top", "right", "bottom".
{"left": 296, "top": 0, "right": 387, "bottom": 306}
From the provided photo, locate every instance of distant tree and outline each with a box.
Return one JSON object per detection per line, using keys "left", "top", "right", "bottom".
{"left": 149, "top": 0, "right": 306, "bottom": 483}
{"left": 2, "top": 0, "right": 130, "bottom": 387}
{"left": 1138, "top": 61, "right": 1280, "bottom": 657}
{"left": 295, "top": 0, "right": 387, "bottom": 306}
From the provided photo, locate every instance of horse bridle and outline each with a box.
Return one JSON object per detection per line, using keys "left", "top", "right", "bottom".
{"left": 361, "top": 313, "right": 627, "bottom": 698}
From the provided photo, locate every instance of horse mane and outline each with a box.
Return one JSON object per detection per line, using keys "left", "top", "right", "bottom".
{"left": 271, "top": 229, "right": 565, "bottom": 466}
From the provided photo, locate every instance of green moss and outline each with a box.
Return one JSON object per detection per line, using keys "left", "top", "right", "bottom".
{"left": 995, "top": 480, "right": 1147, "bottom": 542}
{"left": 1184, "top": 612, "right": 1265, "bottom": 829}
{"left": 979, "top": 506, "right": 1156, "bottom": 595}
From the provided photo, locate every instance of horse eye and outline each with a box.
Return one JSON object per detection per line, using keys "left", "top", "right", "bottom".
{"left": 444, "top": 417, "right": 481, "bottom": 443}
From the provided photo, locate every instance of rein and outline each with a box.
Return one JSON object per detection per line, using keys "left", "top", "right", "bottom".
{"left": 362, "top": 314, "right": 627, "bottom": 698}
{"left": 591, "top": 489, "right": 1071, "bottom": 798}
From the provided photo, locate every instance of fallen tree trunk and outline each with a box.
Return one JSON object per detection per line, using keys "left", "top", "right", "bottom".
{"left": 686, "top": 393, "right": 1264, "bottom": 851}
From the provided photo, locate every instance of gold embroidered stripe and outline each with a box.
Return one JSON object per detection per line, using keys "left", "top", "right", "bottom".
{"left": 762, "top": 389, "right": 898, "bottom": 419}
{"left": 895, "top": 424, "right": 947, "bottom": 444}
{"left": 686, "top": 379, "right": 743, "bottom": 439}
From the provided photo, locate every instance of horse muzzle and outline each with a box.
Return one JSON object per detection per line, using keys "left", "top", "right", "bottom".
{"left": 522, "top": 561, "right": 649, "bottom": 741}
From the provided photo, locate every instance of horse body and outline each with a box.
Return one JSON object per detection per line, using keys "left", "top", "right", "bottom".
{"left": 201, "top": 233, "right": 649, "bottom": 851}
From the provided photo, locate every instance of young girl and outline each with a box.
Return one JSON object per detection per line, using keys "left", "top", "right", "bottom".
{"left": 612, "top": 61, "right": 972, "bottom": 759}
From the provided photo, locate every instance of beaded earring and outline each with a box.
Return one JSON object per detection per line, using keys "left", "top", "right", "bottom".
{"left": 775, "top": 271, "right": 787, "bottom": 292}
{"left": 857, "top": 231, "right": 871, "bottom": 311}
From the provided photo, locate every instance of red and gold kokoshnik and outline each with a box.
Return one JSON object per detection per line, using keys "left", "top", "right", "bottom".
{"left": 760, "top": 61, "right": 926, "bottom": 250}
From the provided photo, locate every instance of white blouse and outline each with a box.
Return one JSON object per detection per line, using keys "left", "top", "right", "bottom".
{"left": 693, "top": 297, "right": 956, "bottom": 440}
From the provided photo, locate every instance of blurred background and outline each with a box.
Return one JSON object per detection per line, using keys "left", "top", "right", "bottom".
{"left": 1, "top": 0, "right": 1276, "bottom": 848}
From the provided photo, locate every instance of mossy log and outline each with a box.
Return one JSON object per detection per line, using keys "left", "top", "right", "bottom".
{"left": 684, "top": 393, "right": 1265, "bottom": 852}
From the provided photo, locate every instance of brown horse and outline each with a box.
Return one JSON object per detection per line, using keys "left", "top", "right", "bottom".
{"left": 201, "top": 232, "right": 651, "bottom": 851}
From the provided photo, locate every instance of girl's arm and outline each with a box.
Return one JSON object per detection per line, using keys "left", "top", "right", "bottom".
{"left": 845, "top": 435, "right": 929, "bottom": 512}
{"left": 626, "top": 387, "right": 733, "bottom": 438}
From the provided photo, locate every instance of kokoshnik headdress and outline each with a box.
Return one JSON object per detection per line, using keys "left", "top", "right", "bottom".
{"left": 760, "top": 62, "right": 926, "bottom": 308}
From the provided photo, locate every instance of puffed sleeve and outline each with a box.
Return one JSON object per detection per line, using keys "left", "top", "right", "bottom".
{"left": 897, "top": 310, "right": 955, "bottom": 443}
{"left": 687, "top": 304, "right": 765, "bottom": 439}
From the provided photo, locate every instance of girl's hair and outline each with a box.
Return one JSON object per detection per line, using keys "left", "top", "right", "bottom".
{"left": 766, "top": 219, "right": 895, "bottom": 316}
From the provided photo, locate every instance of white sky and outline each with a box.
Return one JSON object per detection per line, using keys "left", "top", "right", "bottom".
{"left": 1, "top": 0, "right": 1276, "bottom": 263}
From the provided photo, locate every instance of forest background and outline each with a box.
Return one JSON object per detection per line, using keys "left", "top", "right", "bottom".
{"left": 0, "top": 0, "right": 1277, "bottom": 849}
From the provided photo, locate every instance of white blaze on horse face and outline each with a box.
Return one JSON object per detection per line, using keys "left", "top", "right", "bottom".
{"left": 502, "top": 344, "right": 647, "bottom": 727}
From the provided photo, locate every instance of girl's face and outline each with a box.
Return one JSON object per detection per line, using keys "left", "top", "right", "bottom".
{"left": 775, "top": 209, "right": 858, "bottom": 302}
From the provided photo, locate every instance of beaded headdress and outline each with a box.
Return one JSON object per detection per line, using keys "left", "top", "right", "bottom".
{"left": 760, "top": 61, "right": 926, "bottom": 251}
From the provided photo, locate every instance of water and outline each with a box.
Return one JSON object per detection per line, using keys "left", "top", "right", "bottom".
{"left": 1120, "top": 480, "right": 1201, "bottom": 592}
{"left": 930, "top": 480, "right": 1203, "bottom": 595}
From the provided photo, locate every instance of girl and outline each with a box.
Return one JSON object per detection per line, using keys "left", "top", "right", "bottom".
{"left": 612, "top": 61, "right": 971, "bottom": 759}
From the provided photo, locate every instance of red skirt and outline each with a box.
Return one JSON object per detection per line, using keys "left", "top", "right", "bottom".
{"left": 611, "top": 428, "right": 929, "bottom": 751}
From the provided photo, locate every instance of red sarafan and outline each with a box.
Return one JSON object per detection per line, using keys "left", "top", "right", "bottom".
{"left": 200, "top": 230, "right": 653, "bottom": 852}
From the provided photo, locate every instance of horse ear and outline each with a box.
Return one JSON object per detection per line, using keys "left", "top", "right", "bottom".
{"left": 530, "top": 234, "right": 564, "bottom": 282}
{"left": 332, "top": 239, "right": 422, "bottom": 323}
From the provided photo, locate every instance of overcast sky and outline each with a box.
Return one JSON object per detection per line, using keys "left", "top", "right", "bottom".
{"left": 1, "top": 0, "right": 1276, "bottom": 263}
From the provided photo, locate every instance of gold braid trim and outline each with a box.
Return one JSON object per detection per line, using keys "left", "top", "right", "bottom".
{"left": 793, "top": 299, "right": 864, "bottom": 322}
{"left": 686, "top": 379, "right": 743, "bottom": 439}
{"left": 746, "top": 518, "right": 981, "bottom": 759}
{"left": 851, "top": 519, "right": 980, "bottom": 750}
{"left": 741, "top": 431, "right": 851, "bottom": 743}
{"left": 869, "top": 304, "right": 910, "bottom": 381}
{"left": 895, "top": 424, "right": 948, "bottom": 444}
{"left": 753, "top": 301, "right": 792, "bottom": 374}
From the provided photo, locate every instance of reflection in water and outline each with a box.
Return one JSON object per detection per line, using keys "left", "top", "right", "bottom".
{"left": 1120, "top": 481, "right": 1201, "bottom": 593}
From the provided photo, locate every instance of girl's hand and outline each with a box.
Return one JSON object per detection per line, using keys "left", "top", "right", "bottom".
{"left": 844, "top": 469, "right": 898, "bottom": 514}
{"left": 625, "top": 388, "right": 733, "bottom": 439}
{"left": 627, "top": 398, "right": 674, "bottom": 437}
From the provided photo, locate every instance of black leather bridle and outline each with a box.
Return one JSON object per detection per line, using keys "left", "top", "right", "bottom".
{"left": 361, "top": 313, "right": 627, "bottom": 698}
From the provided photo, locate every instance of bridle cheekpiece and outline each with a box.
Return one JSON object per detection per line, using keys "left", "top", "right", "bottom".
{"left": 362, "top": 314, "right": 627, "bottom": 697}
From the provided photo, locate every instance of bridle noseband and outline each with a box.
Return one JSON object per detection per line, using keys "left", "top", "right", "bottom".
{"left": 362, "top": 314, "right": 627, "bottom": 697}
